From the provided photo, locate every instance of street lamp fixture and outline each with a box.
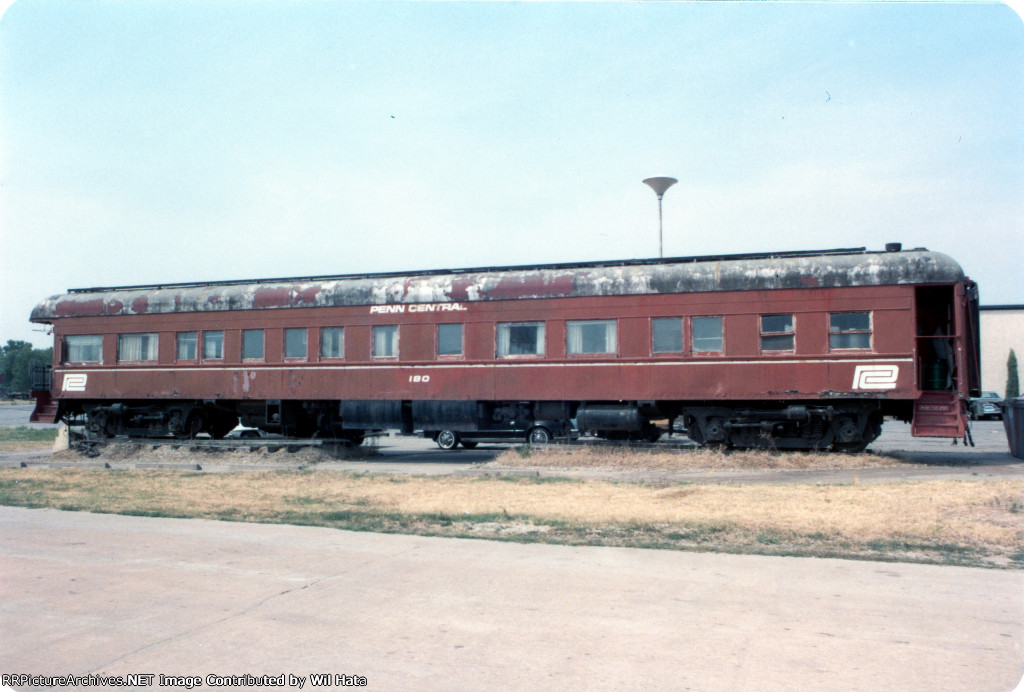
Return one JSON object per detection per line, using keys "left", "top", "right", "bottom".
{"left": 642, "top": 176, "right": 678, "bottom": 258}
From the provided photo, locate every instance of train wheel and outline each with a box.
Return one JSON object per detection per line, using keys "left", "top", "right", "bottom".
{"left": 703, "top": 417, "right": 727, "bottom": 445}
{"left": 527, "top": 427, "right": 551, "bottom": 445}
{"left": 208, "top": 414, "right": 236, "bottom": 440}
{"left": 643, "top": 424, "right": 662, "bottom": 443}
{"left": 87, "top": 417, "right": 116, "bottom": 439}
{"left": 174, "top": 413, "right": 202, "bottom": 440}
{"left": 436, "top": 430, "right": 459, "bottom": 450}
{"left": 831, "top": 416, "right": 866, "bottom": 453}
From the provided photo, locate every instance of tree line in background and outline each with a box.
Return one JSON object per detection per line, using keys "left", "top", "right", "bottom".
{"left": 0, "top": 340, "right": 52, "bottom": 397}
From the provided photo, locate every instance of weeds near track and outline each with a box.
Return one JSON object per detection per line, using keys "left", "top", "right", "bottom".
{"left": 493, "top": 444, "right": 906, "bottom": 471}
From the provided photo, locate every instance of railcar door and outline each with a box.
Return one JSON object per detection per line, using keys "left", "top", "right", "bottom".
{"left": 961, "top": 280, "right": 981, "bottom": 398}
{"left": 911, "top": 284, "right": 969, "bottom": 438}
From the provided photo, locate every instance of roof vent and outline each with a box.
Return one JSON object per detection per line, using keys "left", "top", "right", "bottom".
{"left": 885, "top": 242, "right": 902, "bottom": 252}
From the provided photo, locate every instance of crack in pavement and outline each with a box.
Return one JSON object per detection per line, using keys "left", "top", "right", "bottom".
{"left": 87, "top": 544, "right": 423, "bottom": 674}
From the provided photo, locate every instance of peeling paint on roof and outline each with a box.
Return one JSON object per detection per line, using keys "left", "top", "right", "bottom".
{"left": 30, "top": 248, "right": 966, "bottom": 322}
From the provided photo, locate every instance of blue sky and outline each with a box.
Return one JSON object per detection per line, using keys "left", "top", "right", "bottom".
{"left": 2, "top": 1, "right": 1022, "bottom": 348}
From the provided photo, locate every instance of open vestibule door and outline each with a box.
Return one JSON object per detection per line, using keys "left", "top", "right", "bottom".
{"left": 911, "top": 282, "right": 979, "bottom": 438}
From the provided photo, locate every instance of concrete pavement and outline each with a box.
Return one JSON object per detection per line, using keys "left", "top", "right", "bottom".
{"left": 1, "top": 506, "right": 1022, "bottom": 691}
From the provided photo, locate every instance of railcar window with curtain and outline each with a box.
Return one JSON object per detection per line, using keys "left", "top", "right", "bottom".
{"left": 373, "top": 325, "right": 398, "bottom": 358}
{"left": 284, "top": 328, "right": 307, "bottom": 359}
{"left": 829, "top": 312, "right": 871, "bottom": 349}
{"left": 437, "top": 324, "right": 463, "bottom": 356}
{"left": 242, "top": 330, "right": 264, "bottom": 360}
{"left": 567, "top": 320, "right": 617, "bottom": 355}
{"left": 497, "top": 322, "right": 545, "bottom": 357}
{"left": 118, "top": 333, "right": 158, "bottom": 362}
{"left": 203, "top": 331, "right": 224, "bottom": 360}
{"left": 320, "top": 327, "right": 344, "bottom": 358}
{"left": 652, "top": 318, "right": 682, "bottom": 353}
{"left": 176, "top": 332, "right": 197, "bottom": 360}
{"left": 692, "top": 316, "right": 723, "bottom": 353}
{"left": 760, "top": 315, "right": 794, "bottom": 351}
{"left": 65, "top": 335, "right": 103, "bottom": 363}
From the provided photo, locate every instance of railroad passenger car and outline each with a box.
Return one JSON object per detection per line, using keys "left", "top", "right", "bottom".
{"left": 29, "top": 245, "right": 980, "bottom": 451}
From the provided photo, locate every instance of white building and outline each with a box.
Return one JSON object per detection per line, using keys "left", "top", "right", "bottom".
{"left": 979, "top": 305, "right": 1023, "bottom": 397}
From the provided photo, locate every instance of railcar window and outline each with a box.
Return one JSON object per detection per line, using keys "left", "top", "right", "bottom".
{"left": 373, "top": 325, "right": 398, "bottom": 358}
{"left": 437, "top": 324, "right": 463, "bottom": 356}
{"left": 652, "top": 318, "right": 683, "bottom": 353}
{"left": 692, "top": 316, "right": 724, "bottom": 353}
{"left": 497, "top": 322, "right": 545, "bottom": 357}
{"left": 242, "top": 330, "right": 264, "bottom": 360}
{"left": 760, "top": 315, "right": 794, "bottom": 351}
{"left": 829, "top": 312, "right": 871, "bottom": 349}
{"left": 177, "top": 332, "right": 197, "bottom": 360}
{"left": 284, "top": 328, "right": 307, "bottom": 359}
{"left": 320, "top": 327, "right": 344, "bottom": 359}
{"left": 118, "top": 333, "right": 158, "bottom": 362}
{"left": 203, "top": 331, "right": 224, "bottom": 360}
{"left": 568, "top": 320, "right": 617, "bottom": 355}
{"left": 65, "top": 335, "right": 103, "bottom": 363}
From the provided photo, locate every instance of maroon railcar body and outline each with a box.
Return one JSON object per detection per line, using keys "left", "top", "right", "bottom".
{"left": 30, "top": 246, "right": 980, "bottom": 450}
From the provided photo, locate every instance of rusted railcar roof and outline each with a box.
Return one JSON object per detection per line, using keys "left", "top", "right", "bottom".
{"left": 30, "top": 246, "right": 965, "bottom": 322}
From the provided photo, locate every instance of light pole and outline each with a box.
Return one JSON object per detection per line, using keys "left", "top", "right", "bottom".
{"left": 642, "top": 176, "right": 677, "bottom": 258}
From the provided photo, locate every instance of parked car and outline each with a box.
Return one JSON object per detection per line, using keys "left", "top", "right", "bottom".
{"left": 968, "top": 391, "right": 1004, "bottom": 420}
{"left": 225, "top": 426, "right": 280, "bottom": 439}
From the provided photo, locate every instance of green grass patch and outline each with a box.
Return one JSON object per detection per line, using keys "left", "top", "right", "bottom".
{"left": 481, "top": 473, "right": 577, "bottom": 484}
{"left": 0, "top": 426, "right": 57, "bottom": 443}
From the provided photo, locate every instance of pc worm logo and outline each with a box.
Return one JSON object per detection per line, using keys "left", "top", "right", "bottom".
{"left": 62, "top": 373, "right": 88, "bottom": 392}
{"left": 852, "top": 365, "right": 899, "bottom": 390}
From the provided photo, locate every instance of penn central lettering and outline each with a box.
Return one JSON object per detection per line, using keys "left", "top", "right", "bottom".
{"left": 370, "top": 303, "right": 468, "bottom": 314}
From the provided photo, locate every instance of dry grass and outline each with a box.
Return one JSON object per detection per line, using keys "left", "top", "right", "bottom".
{"left": 1, "top": 467, "right": 1020, "bottom": 568}
{"left": 493, "top": 444, "right": 906, "bottom": 471}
